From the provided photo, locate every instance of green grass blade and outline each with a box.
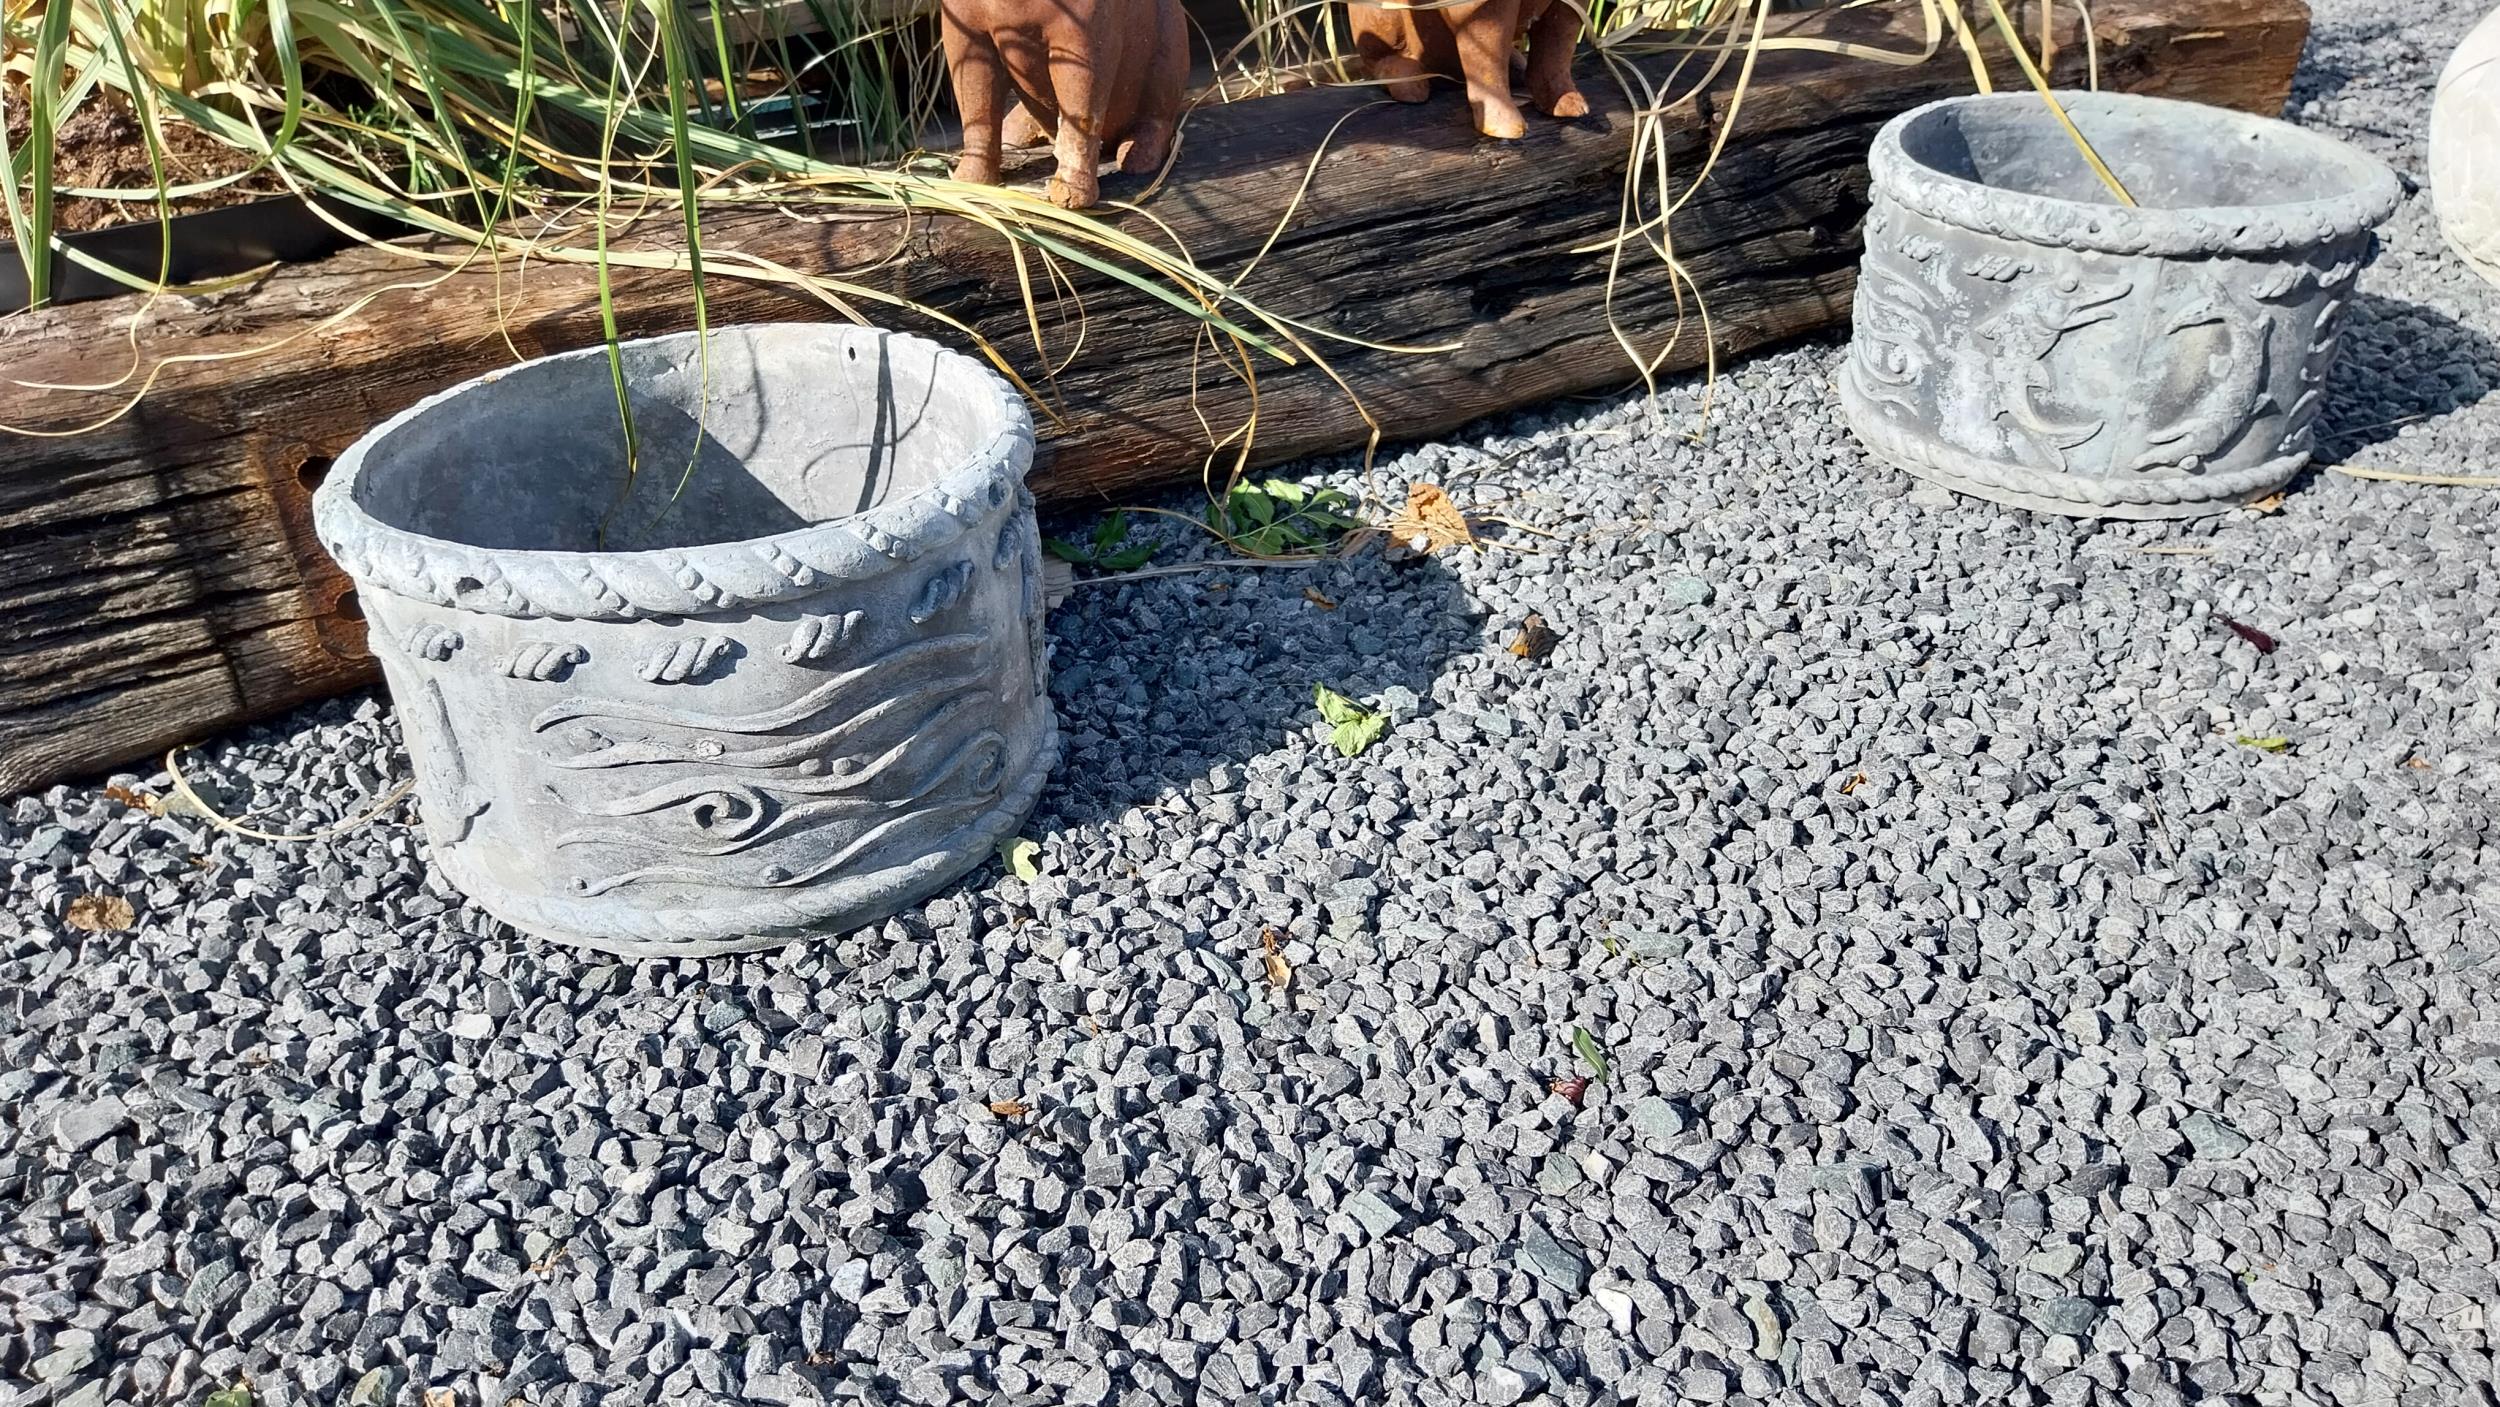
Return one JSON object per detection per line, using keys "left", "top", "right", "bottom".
{"left": 1009, "top": 225, "right": 1296, "bottom": 364}
{"left": 1573, "top": 1026, "right": 1609, "bottom": 1081}
{"left": 265, "top": 0, "right": 310, "bottom": 159}
{"left": 591, "top": 28, "right": 642, "bottom": 545}
{"left": 95, "top": 0, "right": 177, "bottom": 292}
{"left": 14, "top": 0, "right": 80, "bottom": 306}
{"left": 0, "top": 60, "right": 34, "bottom": 275}
{"left": 704, "top": 0, "right": 744, "bottom": 125}
{"left": 357, "top": 0, "right": 497, "bottom": 226}
{"left": 486, "top": 0, "right": 542, "bottom": 237}
{"left": 653, "top": 0, "right": 715, "bottom": 506}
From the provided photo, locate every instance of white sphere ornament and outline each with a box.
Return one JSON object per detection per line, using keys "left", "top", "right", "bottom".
{"left": 2431, "top": 4, "right": 2500, "bottom": 288}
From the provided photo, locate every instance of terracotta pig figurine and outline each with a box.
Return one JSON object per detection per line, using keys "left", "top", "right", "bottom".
{"left": 1349, "top": 0, "right": 1588, "bottom": 139}
{"left": 939, "top": 0, "right": 1187, "bottom": 210}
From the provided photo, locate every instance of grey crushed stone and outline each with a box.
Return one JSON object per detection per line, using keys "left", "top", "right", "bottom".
{"left": 2178, "top": 1109, "right": 2254, "bottom": 1161}
{"left": 45, "top": 1096, "right": 125, "bottom": 1154}
{"left": 1514, "top": 1222, "right": 1591, "bottom": 1298}
{"left": 1625, "top": 1094, "right": 1688, "bottom": 1146}
{"left": 2025, "top": 1295, "right": 2102, "bottom": 1340}
{"left": 1346, "top": 1188, "right": 1407, "bottom": 1239}
{"left": 5, "top": 3, "right": 2500, "bottom": 1405}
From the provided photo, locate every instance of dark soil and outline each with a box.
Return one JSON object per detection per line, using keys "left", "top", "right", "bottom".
{"left": 1, "top": 80, "right": 287, "bottom": 242}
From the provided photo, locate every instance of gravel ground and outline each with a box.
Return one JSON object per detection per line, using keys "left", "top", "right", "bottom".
{"left": 7, "top": 5, "right": 2499, "bottom": 1406}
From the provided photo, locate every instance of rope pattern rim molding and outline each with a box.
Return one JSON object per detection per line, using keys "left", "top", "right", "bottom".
{"left": 1871, "top": 92, "right": 2401, "bottom": 259}
{"left": 310, "top": 327, "right": 1036, "bottom": 623}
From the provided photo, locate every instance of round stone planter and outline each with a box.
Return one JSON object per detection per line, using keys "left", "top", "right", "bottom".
{"left": 313, "top": 324, "right": 1057, "bottom": 956}
{"left": 2431, "top": 5, "right": 2500, "bottom": 288}
{"left": 1841, "top": 92, "right": 2401, "bottom": 519}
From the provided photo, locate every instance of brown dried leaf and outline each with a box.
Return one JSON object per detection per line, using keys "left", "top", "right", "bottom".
{"left": 424, "top": 1390, "right": 457, "bottom": 1407}
{"left": 2246, "top": 491, "right": 2288, "bottom": 515}
{"left": 1508, "top": 613, "right": 1559, "bottom": 661}
{"left": 1386, "top": 482, "right": 1477, "bottom": 555}
{"left": 64, "top": 894, "right": 134, "bottom": 933}
{"left": 1549, "top": 1076, "right": 1589, "bottom": 1108}
{"left": 2217, "top": 614, "right": 2278, "bottom": 654}
{"left": 987, "top": 1099, "right": 1031, "bottom": 1119}
{"left": 1840, "top": 771, "right": 1870, "bottom": 796}
{"left": 1302, "top": 586, "right": 1338, "bottom": 611}
{"left": 102, "top": 785, "right": 160, "bottom": 814}
{"left": 2407, "top": 756, "right": 2433, "bottom": 771}
{"left": 1261, "top": 927, "right": 1292, "bottom": 991}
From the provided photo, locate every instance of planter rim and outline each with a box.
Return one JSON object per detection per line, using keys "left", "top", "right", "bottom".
{"left": 1870, "top": 91, "right": 2401, "bottom": 259}
{"left": 312, "top": 323, "right": 1034, "bottom": 622}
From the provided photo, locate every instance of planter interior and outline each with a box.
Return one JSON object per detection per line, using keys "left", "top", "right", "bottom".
{"left": 320, "top": 325, "right": 1055, "bottom": 956}
{"left": 1895, "top": 96, "right": 2381, "bottom": 215}
{"left": 354, "top": 330, "right": 993, "bottom": 553}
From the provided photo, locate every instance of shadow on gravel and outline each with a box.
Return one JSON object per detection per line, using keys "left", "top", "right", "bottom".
{"left": 1023, "top": 546, "right": 1479, "bottom": 834}
{"left": 2314, "top": 291, "right": 2499, "bottom": 463}
{"left": 2286, "top": 12, "right": 2412, "bottom": 114}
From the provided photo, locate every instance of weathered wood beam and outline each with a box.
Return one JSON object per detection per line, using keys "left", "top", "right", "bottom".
{"left": 0, "top": 0, "right": 2311, "bottom": 794}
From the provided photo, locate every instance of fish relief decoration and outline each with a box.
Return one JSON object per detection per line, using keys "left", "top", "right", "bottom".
{"left": 1965, "top": 265, "right": 2276, "bottom": 479}
{"left": 2122, "top": 271, "right": 2273, "bottom": 475}
{"left": 1968, "top": 272, "right": 2132, "bottom": 472}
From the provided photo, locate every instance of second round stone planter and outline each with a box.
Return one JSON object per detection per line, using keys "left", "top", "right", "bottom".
{"left": 314, "top": 324, "right": 1056, "bottom": 956}
{"left": 1842, "top": 92, "right": 2401, "bottom": 519}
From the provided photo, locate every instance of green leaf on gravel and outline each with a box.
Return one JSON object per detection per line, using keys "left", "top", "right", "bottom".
{"left": 2233, "top": 735, "right": 2293, "bottom": 753}
{"left": 1314, "top": 684, "right": 1366, "bottom": 727}
{"left": 1573, "top": 1026, "right": 1609, "bottom": 1082}
{"left": 204, "top": 1387, "right": 253, "bottom": 1407}
{"left": 1332, "top": 713, "right": 1387, "bottom": 758}
{"left": 1045, "top": 511, "right": 1153, "bottom": 571}
{"left": 999, "top": 837, "right": 1041, "bottom": 880}
{"left": 1314, "top": 684, "right": 1389, "bottom": 757}
{"left": 1211, "top": 480, "right": 1362, "bottom": 557}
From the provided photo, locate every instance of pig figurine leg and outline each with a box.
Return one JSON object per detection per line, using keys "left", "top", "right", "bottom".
{"left": 1523, "top": 0, "right": 1588, "bottom": 119}
{"left": 1044, "top": 47, "right": 1105, "bottom": 208}
{"left": 940, "top": 7, "right": 1011, "bottom": 184}
{"left": 1117, "top": 0, "right": 1187, "bottom": 177}
{"left": 1002, "top": 101, "right": 1052, "bottom": 150}
{"left": 1447, "top": 0, "right": 1530, "bottom": 139}
{"left": 1350, "top": 7, "right": 1433, "bottom": 103}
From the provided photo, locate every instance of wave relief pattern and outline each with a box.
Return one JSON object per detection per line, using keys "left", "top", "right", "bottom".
{"left": 531, "top": 632, "right": 1010, "bottom": 897}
